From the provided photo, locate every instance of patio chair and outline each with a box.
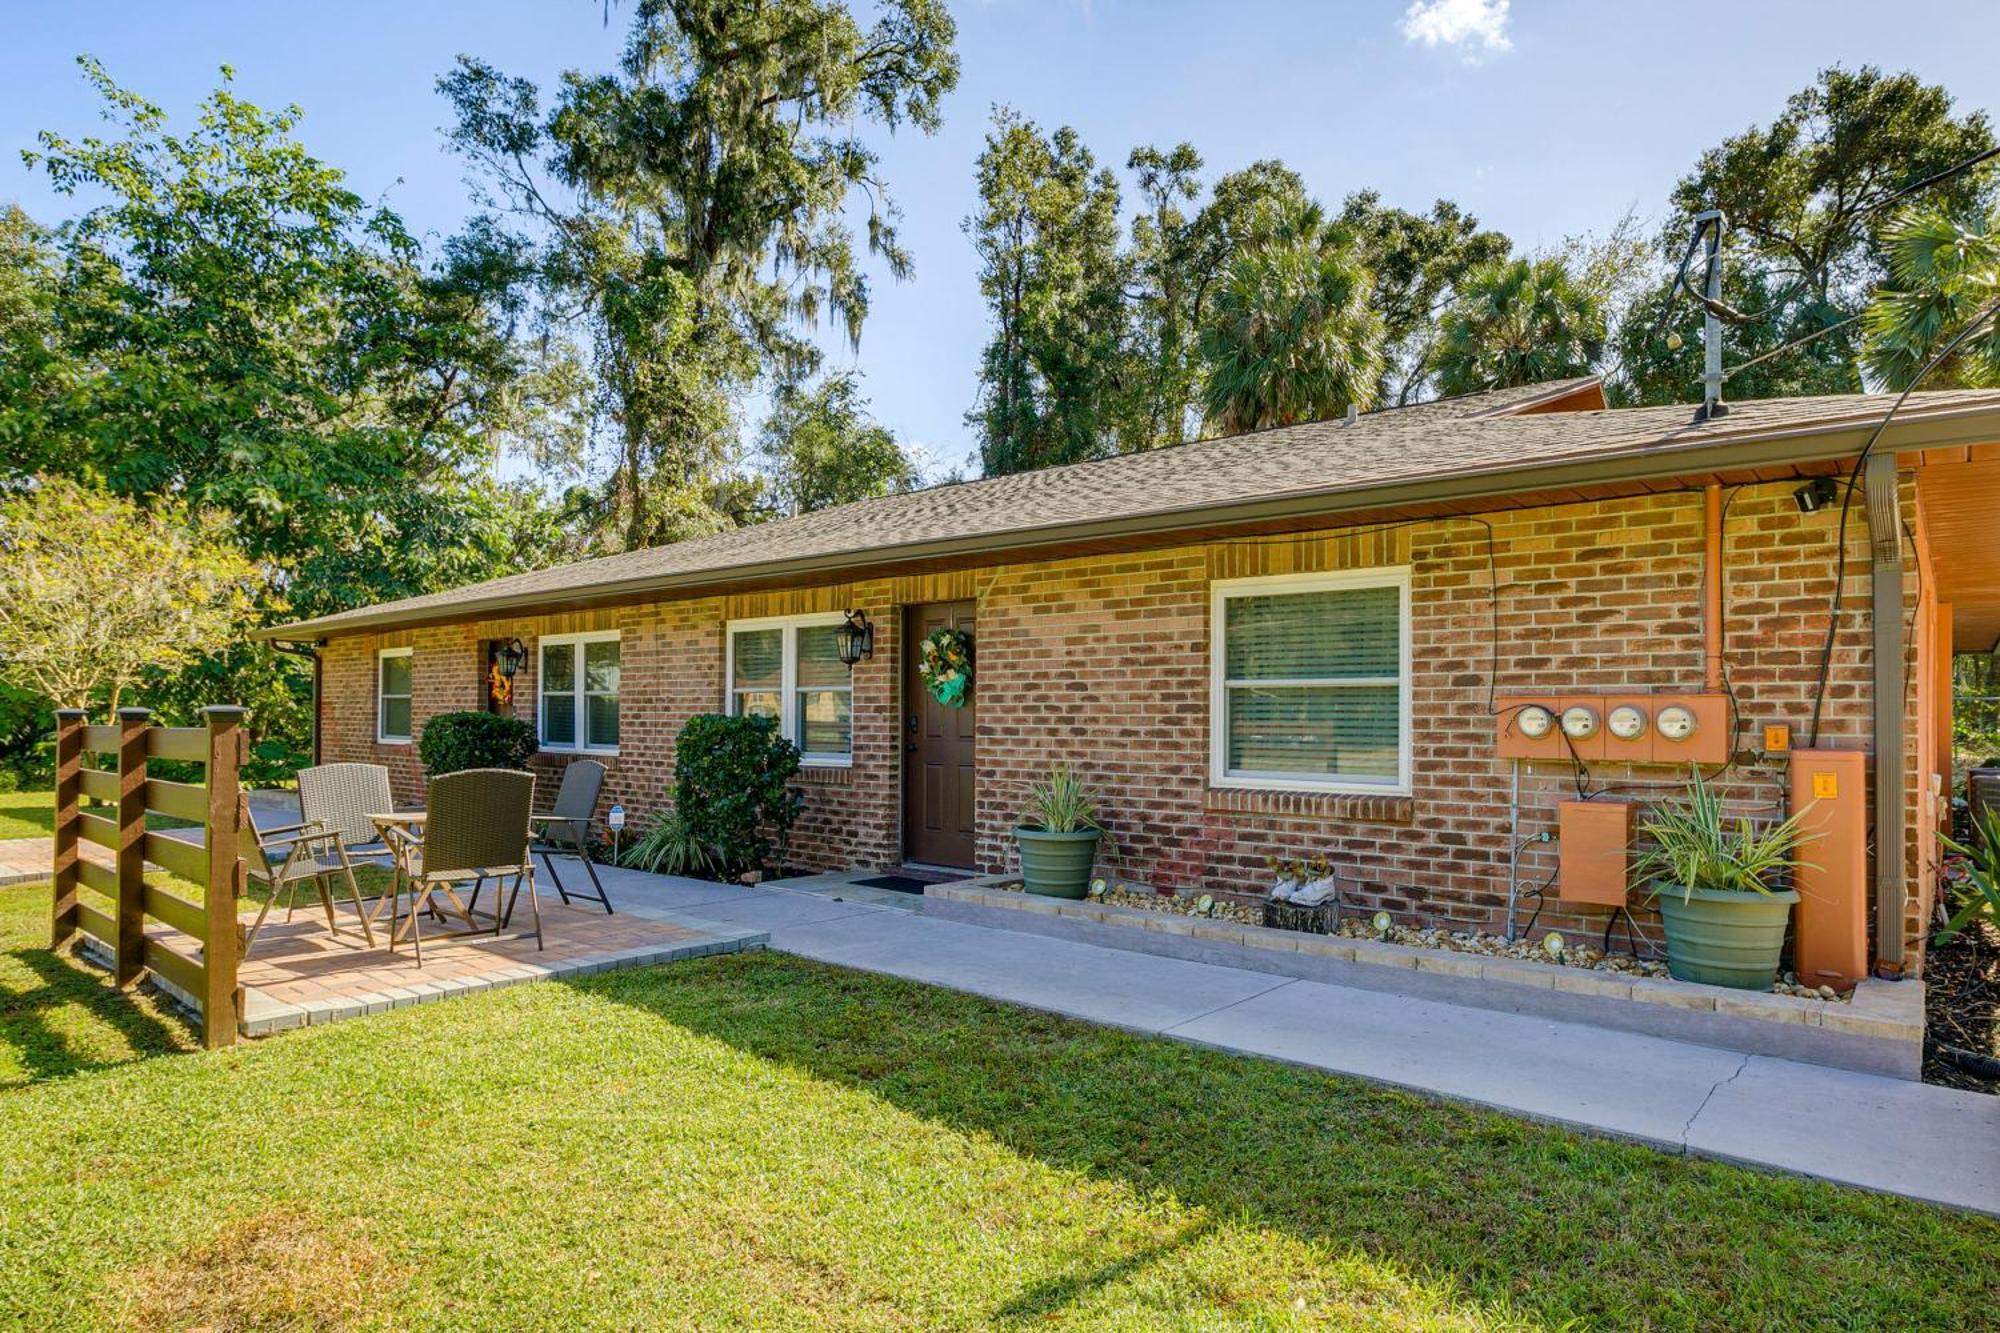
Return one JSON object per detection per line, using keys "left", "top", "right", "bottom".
{"left": 295, "top": 762, "right": 398, "bottom": 927}
{"left": 385, "top": 768, "right": 541, "bottom": 964}
{"left": 529, "top": 760, "right": 613, "bottom": 915}
{"left": 240, "top": 794, "right": 378, "bottom": 956}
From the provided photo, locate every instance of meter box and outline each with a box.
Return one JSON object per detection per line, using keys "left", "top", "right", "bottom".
{"left": 1496, "top": 694, "right": 1729, "bottom": 764}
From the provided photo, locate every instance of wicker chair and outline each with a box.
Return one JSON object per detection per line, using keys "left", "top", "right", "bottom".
{"left": 385, "top": 768, "right": 541, "bottom": 964}
{"left": 240, "top": 793, "right": 377, "bottom": 956}
{"left": 530, "top": 760, "right": 613, "bottom": 914}
{"left": 296, "top": 763, "right": 398, "bottom": 928}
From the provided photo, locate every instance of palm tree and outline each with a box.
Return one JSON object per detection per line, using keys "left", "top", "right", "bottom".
{"left": 1198, "top": 207, "right": 1384, "bottom": 435}
{"left": 1865, "top": 204, "right": 2000, "bottom": 390}
{"left": 1435, "top": 257, "right": 1605, "bottom": 396}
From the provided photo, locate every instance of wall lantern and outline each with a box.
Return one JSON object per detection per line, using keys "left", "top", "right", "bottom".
{"left": 495, "top": 637, "right": 528, "bottom": 679}
{"left": 834, "top": 610, "right": 874, "bottom": 666}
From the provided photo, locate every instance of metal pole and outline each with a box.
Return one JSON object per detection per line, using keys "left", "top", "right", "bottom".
{"left": 1693, "top": 209, "right": 1729, "bottom": 420}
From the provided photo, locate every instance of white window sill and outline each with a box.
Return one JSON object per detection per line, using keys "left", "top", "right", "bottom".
{"left": 801, "top": 756, "right": 853, "bottom": 769}
{"left": 376, "top": 736, "right": 412, "bottom": 747}
{"left": 1210, "top": 774, "right": 1411, "bottom": 799}
{"left": 539, "top": 747, "right": 620, "bottom": 758}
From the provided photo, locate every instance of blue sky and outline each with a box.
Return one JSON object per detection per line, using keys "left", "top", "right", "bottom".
{"left": 5, "top": 1, "right": 1997, "bottom": 477}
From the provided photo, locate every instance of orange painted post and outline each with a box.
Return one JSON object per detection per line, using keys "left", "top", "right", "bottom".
{"left": 1789, "top": 748, "right": 1868, "bottom": 990}
{"left": 50, "top": 709, "right": 86, "bottom": 949}
{"left": 201, "top": 706, "right": 248, "bottom": 1049}
{"left": 114, "top": 707, "right": 151, "bottom": 986}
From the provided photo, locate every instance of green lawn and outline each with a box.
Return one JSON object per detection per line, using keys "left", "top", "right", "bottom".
{"left": 0, "top": 790, "right": 53, "bottom": 840}
{"left": 0, "top": 882, "right": 1994, "bottom": 1330}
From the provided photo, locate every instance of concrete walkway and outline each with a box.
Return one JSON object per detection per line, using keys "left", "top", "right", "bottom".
{"left": 582, "top": 862, "right": 2000, "bottom": 1218}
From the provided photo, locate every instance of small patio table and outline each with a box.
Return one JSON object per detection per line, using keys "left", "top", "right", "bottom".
{"left": 366, "top": 811, "right": 479, "bottom": 941}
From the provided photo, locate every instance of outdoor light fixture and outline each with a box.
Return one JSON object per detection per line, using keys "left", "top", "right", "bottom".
{"left": 495, "top": 637, "right": 528, "bottom": 679}
{"left": 1793, "top": 476, "right": 1841, "bottom": 514}
{"left": 1560, "top": 705, "right": 1600, "bottom": 740}
{"left": 1371, "top": 910, "right": 1393, "bottom": 936}
{"left": 1657, "top": 704, "right": 1698, "bottom": 742}
{"left": 834, "top": 609, "right": 874, "bottom": 666}
{"left": 1543, "top": 931, "right": 1566, "bottom": 960}
{"left": 1515, "top": 704, "right": 1556, "bottom": 739}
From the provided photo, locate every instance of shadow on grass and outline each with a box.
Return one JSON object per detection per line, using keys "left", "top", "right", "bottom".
{"left": 568, "top": 953, "right": 1999, "bottom": 1332}
{"left": 0, "top": 940, "right": 197, "bottom": 1087}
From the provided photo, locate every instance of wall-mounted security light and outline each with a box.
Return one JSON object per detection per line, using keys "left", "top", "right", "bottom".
{"left": 1516, "top": 705, "right": 1556, "bottom": 739}
{"left": 1607, "top": 704, "right": 1648, "bottom": 740}
{"left": 1793, "top": 477, "right": 1841, "bottom": 514}
{"left": 834, "top": 609, "right": 874, "bottom": 666}
{"left": 1560, "top": 705, "right": 1600, "bottom": 740}
{"left": 1657, "top": 704, "right": 1698, "bottom": 741}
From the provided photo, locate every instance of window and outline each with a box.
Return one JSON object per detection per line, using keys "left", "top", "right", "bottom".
{"left": 376, "top": 647, "right": 413, "bottom": 744}
{"left": 539, "top": 632, "right": 620, "bottom": 752}
{"left": 726, "top": 614, "right": 852, "bottom": 764}
{"left": 1210, "top": 569, "right": 1410, "bottom": 794}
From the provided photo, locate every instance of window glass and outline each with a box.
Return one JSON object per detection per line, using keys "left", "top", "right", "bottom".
{"left": 584, "top": 640, "right": 621, "bottom": 748}
{"left": 1217, "top": 579, "right": 1405, "bottom": 789}
{"left": 732, "top": 629, "right": 782, "bottom": 689}
{"left": 380, "top": 695, "right": 412, "bottom": 741}
{"left": 798, "top": 689, "right": 852, "bottom": 756}
{"left": 729, "top": 621, "right": 853, "bottom": 760}
{"left": 541, "top": 642, "right": 577, "bottom": 747}
{"left": 378, "top": 652, "right": 412, "bottom": 741}
{"left": 379, "top": 653, "right": 412, "bottom": 697}
{"left": 796, "top": 624, "right": 847, "bottom": 686}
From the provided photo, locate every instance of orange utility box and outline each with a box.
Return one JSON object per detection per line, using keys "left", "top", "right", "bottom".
{"left": 1557, "top": 799, "right": 1633, "bottom": 906}
{"left": 1789, "top": 748, "right": 1867, "bottom": 990}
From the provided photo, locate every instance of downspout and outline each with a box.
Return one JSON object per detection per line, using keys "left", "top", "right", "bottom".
{"left": 271, "top": 639, "right": 326, "bottom": 766}
{"left": 1703, "top": 483, "right": 1725, "bottom": 693}
{"left": 1864, "top": 453, "right": 1906, "bottom": 977}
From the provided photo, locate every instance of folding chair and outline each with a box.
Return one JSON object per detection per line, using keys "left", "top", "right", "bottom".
{"left": 296, "top": 763, "right": 399, "bottom": 929}
{"left": 386, "top": 768, "right": 541, "bottom": 965}
{"left": 240, "top": 795, "right": 377, "bottom": 955}
{"left": 530, "top": 760, "right": 613, "bottom": 914}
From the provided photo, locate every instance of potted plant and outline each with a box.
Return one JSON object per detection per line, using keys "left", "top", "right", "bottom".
{"left": 1633, "top": 768, "right": 1819, "bottom": 991}
{"left": 1015, "top": 763, "right": 1110, "bottom": 899}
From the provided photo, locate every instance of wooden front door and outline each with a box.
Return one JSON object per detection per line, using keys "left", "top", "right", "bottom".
{"left": 904, "top": 601, "right": 977, "bottom": 867}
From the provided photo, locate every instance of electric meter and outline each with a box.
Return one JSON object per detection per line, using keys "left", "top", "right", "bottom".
{"left": 1560, "top": 705, "right": 1600, "bottom": 740}
{"left": 1516, "top": 704, "right": 1556, "bottom": 739}
{"left": 1657, "top": 704, "right": 1697, "bottom": 741}
{"left": 1607, "top": 704, "right": 1648, "bottom": 740}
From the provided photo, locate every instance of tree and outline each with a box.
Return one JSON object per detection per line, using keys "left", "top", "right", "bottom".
{"left": 757, "top": 372, "right": 915, "bottom": 516}
{"left": 5, "top": 61, "right": 554, "bottom": 622}
{"left": 1122, "top": 143, "right": 1206, "bottom": 449}
{"left": 1865, "top": 204, "right": 2000, "bottom": 390}
{"left": 0, "top": 479, "right": 257, "bottom": 713}
{"left": 443, "top": 0, "right": 959, "bottom": 547}
{"left": 1614, "top": 267, "right": 1857, "bottom": 406}
{"left": 1198, "top": 204, "right": 1384, "bottom": 434}
{"left": 1338, "top": 191, "right": 1511, "bottom": 404}
{"left": 968, "top": 109, "right": 1130, "bottom": 474}
{"left": 1435, "top": 257, "right": 1605, "bottom": 396}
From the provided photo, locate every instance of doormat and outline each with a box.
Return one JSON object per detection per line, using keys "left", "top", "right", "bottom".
{"left": 852, "top": 874, "right": 949, "bottom": 895}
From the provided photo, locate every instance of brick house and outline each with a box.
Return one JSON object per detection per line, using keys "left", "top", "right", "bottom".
{"left": 261, "top": 378, "right": 2000, "bottom": 977}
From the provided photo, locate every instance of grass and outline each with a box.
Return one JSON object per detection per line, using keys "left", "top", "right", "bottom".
{"left": 0, "top": 790, "right": 54, "bottom": 840}
{"left": 0, "top": 883, "right": 1995, "bottom": 1329}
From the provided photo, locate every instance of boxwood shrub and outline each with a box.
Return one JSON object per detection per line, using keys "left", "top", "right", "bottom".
{"left": 418, "top": 711, "right": 536, "bottom": 776}
{"left": 673, "top": 713, "right": 802, "bottom": 879}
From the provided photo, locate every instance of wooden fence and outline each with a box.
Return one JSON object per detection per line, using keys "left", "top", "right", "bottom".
{"left": 50, "top": 706, "right": 248, "bottom": 1049}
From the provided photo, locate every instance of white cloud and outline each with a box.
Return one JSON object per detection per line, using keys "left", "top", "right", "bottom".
{"left": 1400, "top": 0, "right": 1513, "bottom": 59}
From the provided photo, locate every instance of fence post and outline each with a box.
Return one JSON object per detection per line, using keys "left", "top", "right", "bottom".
{"left": 202, "top": 706, "right": 248, "bottom": 1049}
{"left": 50, "top": 709, "right": 86, "bottom": 949}
{"left": 114, "top": 707, "right": 151, "bottom": 986}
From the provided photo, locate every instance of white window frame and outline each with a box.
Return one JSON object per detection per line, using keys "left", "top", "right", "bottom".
{"left": 723, "top": 612, "right": 853, "bottom": 768}
{"left": 376, "top": 647, "right": 414, "bottom": 745}
{"left": 537, "top": 630, "right": 621, "bottom": 755}
{"left": 1208, "top": 567, "right": 1413, "bottom": 796}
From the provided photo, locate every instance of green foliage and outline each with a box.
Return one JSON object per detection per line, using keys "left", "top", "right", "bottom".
{"left": 756, "top": 372, "right": 916, "bottom": 517}
{"left": 1936, "top": 804, "right": 2000, "bottom": 945}
{"left": 1634, "top": 768, "right": 1822, "bottom": 900}
{"left": 1865, "top": 204, "right": 2000, "bottom": 390}
{"left": 1613, "top": 268, "right": 1858, "bottom": 406}
{"left": 1435, "top": 257, "right": 1605, "bottom": 396}
{"left": 620, "top": 808, "right": 719, "bottom": 878}
{"left": 443, "top": 0, "right": 958, "bottom": 548}
{"left": 1951, "top": 653, "right": 2000, "bottom": 766}
{"left": 1199, "top": 205, "right": 1384, "bottom": 433}
{"left": 0, "top": 477, "right": 258, "bottom": 713}
{"left": 673, "top": 714, "right": 803, "bottom": 878}
{"left": 1018, "top": 762, "right": 1110, "bottom": 840}
{"left": 969, "top": 108, "right": 1131, "bottom": 475}
{"left": 417, "top": 711, "right": 536, "bottom": 776}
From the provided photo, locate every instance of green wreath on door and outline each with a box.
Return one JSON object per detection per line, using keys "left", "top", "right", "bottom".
{"left": 917, "top": 626, "right": 973, "bottom": 707}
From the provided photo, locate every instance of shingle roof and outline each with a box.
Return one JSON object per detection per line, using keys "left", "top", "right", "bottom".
{"left": 265, "top": 378, "right": 2000, "bottom": 638}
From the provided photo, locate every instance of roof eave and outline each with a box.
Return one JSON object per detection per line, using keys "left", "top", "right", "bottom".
{"left": 256, "top": 400, "right": 2000, "bottom": 641}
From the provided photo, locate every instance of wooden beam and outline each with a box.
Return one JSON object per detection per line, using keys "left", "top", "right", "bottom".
{"left": 50, "top": 710, "right": 85, "bottom": 949}
{"left": 201, "top": 706, "right": 248, "bottom": 1049}
{"left": 114, "top": 709, "right": 150, "bottom": 986}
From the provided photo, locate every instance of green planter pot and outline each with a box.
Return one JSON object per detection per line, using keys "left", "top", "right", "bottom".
{"left": 1015, "top": 827, "right": 1101, "bottom": 899}
{"left": 1655, "top": 885, "right": 1799, "bottom": 991}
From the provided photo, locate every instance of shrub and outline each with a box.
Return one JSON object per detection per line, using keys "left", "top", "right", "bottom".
{"left": 673, "top": 713, "right": 801, "bottom": 879}
{"left": 418, "top": 711, "right": 535, "bottom": 776}
{"left": 621, "top": 808, "right": 718, "bottom": 878}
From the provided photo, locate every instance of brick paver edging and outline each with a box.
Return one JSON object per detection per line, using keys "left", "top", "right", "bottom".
{"left": 924, "top": 881, "right": 1923, "bottom": 1079}
{"left": 80, "top": 928, "right": 769, "bottom": 1037}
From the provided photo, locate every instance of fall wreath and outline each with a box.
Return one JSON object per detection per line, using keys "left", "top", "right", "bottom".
{"left": 918, "top": 626, "right": 973, "bottom": 707}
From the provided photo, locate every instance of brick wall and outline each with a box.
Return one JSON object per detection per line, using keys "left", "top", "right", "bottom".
{"left": 317, "top": 475, "right": 1926, "bottom": 965}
